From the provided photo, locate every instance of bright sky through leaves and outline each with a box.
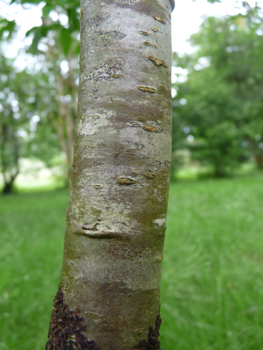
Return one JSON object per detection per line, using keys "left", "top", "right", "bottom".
{"left": 0, "top": 0, "right": 260, "bottom": 70}
{"left": 171, "top": 0, "right": 260, "bottom": 53}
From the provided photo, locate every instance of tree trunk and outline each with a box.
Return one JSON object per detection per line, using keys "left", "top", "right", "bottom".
{"left": 1, "top": 120, "right": 19, "bottom": 195}
{"left": 46, "top": 1, "right": 174, "bottom": 349}
{"left": 1, "top": 168, "right": 18, "bottom": 194}
{"left": 254, "top": 151, "right": 263, "bottom": 170}
{"left": 2, "top": 180, "right": 14, "bottom": 194}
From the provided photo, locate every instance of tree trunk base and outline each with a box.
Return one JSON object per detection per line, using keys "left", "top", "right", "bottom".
{"left": 46, "top": 287, "right": 163, "bottom": 350}
{"left": 2, "top": 182, "right": 14, "bottom": 195}
{"left": 255, "top": 153, "right": 263, "bottom": 170}
{"left": 45, "top": 286, "right": 98, "bottom": 350}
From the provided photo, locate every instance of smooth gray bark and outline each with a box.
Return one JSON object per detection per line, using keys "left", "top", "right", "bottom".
{"left": 46, "top": 1, "right": 173, "bottom": 349}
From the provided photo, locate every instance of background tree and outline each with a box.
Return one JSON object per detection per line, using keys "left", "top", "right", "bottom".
{"left": 172, "top": 4, "right": 263, "bottom": 177}
{"left": 0, "top": 51, "right": 35, "bottom": 194}
{"left": 1, "top": 1, "right": 80, "bottom": 187}
{"left": 25, "top": 4, "right": 80, "bottom": 184}
{"left": 0, "top": 40, "right": 67, "bottom": 193}
{"left": 173, "top": 63, "right": 247, "bottom": 177}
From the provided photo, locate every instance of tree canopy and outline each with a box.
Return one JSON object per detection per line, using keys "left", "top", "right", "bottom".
{"left": 172, "top": 4, "right": 263, "bottom": 177}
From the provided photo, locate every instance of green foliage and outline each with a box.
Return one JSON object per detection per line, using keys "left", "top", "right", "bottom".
{"left": 22, "top": 69, "right": 64, "bottom": 167}
{"left": 0, "top": 18, "right": 16, "bottom": 40}
{"left": 0, "top": 53, "right": 30, "bottom": 193}
{"left": 15, "top": 0, "right": 81, "bottom": 55}
{"left": 60, "top": 27, "right": 72, "bottom": 55}
{"left": 11, "top": 0, "right": 79, "bottom": 8}
{"left": 0, "top": 0, "right": 80, "bottom": 182}
{"left": 0, "top": 46, "right": 65, "bottom": 193}
{"left": 42, "top": 4, "right": 54, "bottom": 17}
{"left": 173, "top": 5, "right": 263, "bottom": 177}
{"left": 174, "top": 67, "right": 248, "bottom": 177}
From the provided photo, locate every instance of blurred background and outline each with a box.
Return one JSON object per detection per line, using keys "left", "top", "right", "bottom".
{"left": 1, "top": 0, "right": 263, "bottom": 349}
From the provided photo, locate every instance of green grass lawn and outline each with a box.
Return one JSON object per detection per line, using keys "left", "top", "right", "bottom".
{"left": 1, "top": 172, "right": 263, "bottom": 349}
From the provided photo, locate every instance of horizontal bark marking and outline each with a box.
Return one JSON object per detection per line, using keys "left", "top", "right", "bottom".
{"left": 101, "top": 100, "right": 166, "bottom": 122}
{"left": 84, "top": 14, "right": 110, "bottom": 28}
{"left": 117, "top": 176, "right": 137, "bottom": 185}
{"left": 82, "top": 223, "right": 99, "bottom": 231}
{"left": 143, "top": 41, "right": 157, "bottom": 48}
{"left": 92, "top": 184, "right": 103, "bottom": 189}
{"left": 144, "top": 173, "right": 156, "bottom": 179}
{"left": 84, "top": 61, "right": 123, "bottom": 82}
{"left": 72, "top": 224, "right": 130, "bottom": 240}
{"left": 150, "top": 26, "right": 159, "bottom": 32}
{"left": 127, "top": 121, "right": 163, "bottom": 134}
{"left": 148, "top": 56, "right": 167, "bottom": 68}
{"left": 138, "top": 86, "right": 157, "bottom": 93}
{"left": 139, "top": 31, "right": 150, "bottom": 36}
{"left": 91, "top": 31, "right": 126, "bottom": 47}
{"left": 143, "top": 125, "right": 159, "bottom": 133}
{"left": 153, "top": 16, "right": 166, "bottom": 24}
{"left": 80, "top": 231, "right": 123, "bottom": 239}
{"left": 45, "top": 286, "right": 98, "bottom": 350}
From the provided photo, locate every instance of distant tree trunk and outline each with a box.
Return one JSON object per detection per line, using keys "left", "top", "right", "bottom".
{"left": 56, "top": 74, "right": 75, "bottom": 187}
{"left": 47, "top": 43, "right": 77, "bottom": 188}
{"left": 1, "top": 120, "right": 19, "bottom": 195}
{"left": 254, "top": 152, "right": 263, "bottom": 170}
{"left": 46, "top": 0, "right": 174, "bottom": 349}
{"left": 2, "top": 175, "right": 18, "bottom": 194}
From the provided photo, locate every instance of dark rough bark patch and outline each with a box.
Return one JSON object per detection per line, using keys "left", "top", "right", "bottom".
{"left": 136, "top": 314, "right": 162, "bottom": 350}
{"left": 46, "top": 286, "right": 98, "bottom": 350}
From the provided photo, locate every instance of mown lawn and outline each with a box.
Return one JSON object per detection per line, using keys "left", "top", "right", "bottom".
{"left": 1, "top": 172, "right": 263, "bottom": 350}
